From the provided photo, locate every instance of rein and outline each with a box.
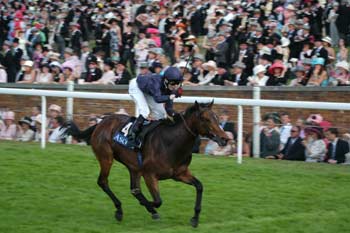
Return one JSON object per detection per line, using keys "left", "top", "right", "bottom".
{"left": 180, "top": 113, "right": 196, "bottom": 137}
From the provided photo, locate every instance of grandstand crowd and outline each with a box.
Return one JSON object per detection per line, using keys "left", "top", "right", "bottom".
{"left": 0, "top": 105, "right": 350, "bottom": 164}
{"left": 1, "top": 0, "right": 350, "bottom": 163}
{"left": 0, "top": 0, "right": 349, "bottom": 86}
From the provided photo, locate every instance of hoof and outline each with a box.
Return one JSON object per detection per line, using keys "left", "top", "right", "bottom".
{"left": 115, "top": 210, "right": 123, "bottom": 221}
{"left": 190, "top": 217, "right": 199, "bottom": 228}
{"left": 152, "top": 213, "right": 160, "bottom": 220}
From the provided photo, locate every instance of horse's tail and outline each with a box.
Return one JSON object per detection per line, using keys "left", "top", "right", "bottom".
{"left": 62, "top": 121, "right": 97, "bottom": 145}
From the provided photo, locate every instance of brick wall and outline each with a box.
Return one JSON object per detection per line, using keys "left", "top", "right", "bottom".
{"left": 1, "top": 84, "right": 350, "bottom": 134}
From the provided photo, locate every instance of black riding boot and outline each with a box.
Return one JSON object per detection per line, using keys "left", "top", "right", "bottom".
{"left": 128, "top": 115, "right": 146, "bottom": 148}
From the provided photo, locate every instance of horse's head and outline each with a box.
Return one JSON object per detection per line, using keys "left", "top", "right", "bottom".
{"left": 187, "top": 100, "right": 230, "bottom": 146}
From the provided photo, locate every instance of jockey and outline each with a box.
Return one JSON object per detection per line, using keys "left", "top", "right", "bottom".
{"left": 128, "top": 66, "right": 183, "bottom": 147}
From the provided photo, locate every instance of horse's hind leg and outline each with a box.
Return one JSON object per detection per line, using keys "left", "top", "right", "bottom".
{"left": 129, "top": 170, "right": 159, "bottom": 220}
{"left": 175, "top": 169, "right": 203, "bottom": 228}
{"left": 97, "top": 157, "right": 123, "bottom": 221}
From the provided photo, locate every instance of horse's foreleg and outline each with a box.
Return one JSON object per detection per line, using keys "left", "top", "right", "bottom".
{"left": 144, "top": 174, "right": 162, "bottom": 208}
{"left": 97, "top": 158, "right": 123, "bottom": 221}
{"left": 129, "top": 171, "right": 159, "bottom": 219}
{"left": 175, "top": 170, "right": 203, "bottom": 228}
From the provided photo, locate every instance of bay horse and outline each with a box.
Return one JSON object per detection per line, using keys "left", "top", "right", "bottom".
{"left": 68, "top": 101, "right": 229, "bottom": 227}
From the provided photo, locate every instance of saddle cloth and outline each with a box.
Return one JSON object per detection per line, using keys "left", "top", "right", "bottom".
{"left": 113, "top": 117, "right": 162, "bottom": 150}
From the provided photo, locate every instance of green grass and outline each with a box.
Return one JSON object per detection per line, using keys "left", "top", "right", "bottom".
{"left": 1, "top": 141, "right": 350, "bottom": 233}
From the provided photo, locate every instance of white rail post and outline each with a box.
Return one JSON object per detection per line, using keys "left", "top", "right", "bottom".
{"left": 237, "top": 105, "right": 243, "bottom": 164}
{"left": 66, "top": 81, "right": 74, "bottom": 144}
{"left": 253, "top": 87, "right": 261, "bottom": 158}
{"left": 41, "top": 96, "right": 47, "bottom": 149}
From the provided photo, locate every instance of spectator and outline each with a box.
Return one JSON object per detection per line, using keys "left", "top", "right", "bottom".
{"left": 279, "top": 112, "right": 292, "bottom": 149}
{"left": 85, "top": 60, "right": 102, "bottom": 83}
{"left": 1, "top": 41, "right": 16, "bottom": 83}
{"left": 303, "top": 127, "right": 327, "bottom": 163}
{"left": 197, "top": 60, "right": 217, "bottom": 85}
{"left": 278, "top": 126, "right": 305, "bottom": 161}
{"left": 324, "top": 128, "right": 350, "bottom": 164}
{"left": 33, "top": 114, "right": 45, "bottom": 142}
{"left": 114, "top": 61, "right": 132, "bottom": 85}
{"left": 30, "top": 105, "right": 41, "bottom": 127}
{"left": 36, "top": 63, "right": 53, "bottom": 84}
{"left": 329, "top": 61, "right": 350, "bottom": 86}
{"left": 0, "top": 111, "right": 17, "bottom": 140}
{"left": 289, "top": 66, "right": 307, "bottom": 86}
{"left": 307, "top": 58, "right": 327, "bottom": 86}
{"left": 16, "top": 116, "right": 34, "bottom": 142}
{"left": 206, "top": 131, "right": 235, "bottom": 156}
{"left": 247, "top": 65, "right": 270, "bottom": 86}
{"left": 50, "top": 62, "right": 64, "bottom": 83}
{"left": 48, "top": 116, "right": 66, "bottom": 143}
{"left": 0, "top": 64, "right": 7, "bottom": 83}
{"left": 225, "top": 62, "right": 248, "bottom": 86}
{"left": 47, "top": 104, "right": 62, "bottom": 132}
{"left": 336, "top": 39, "right": 348, "bottom": 62}
{"left": 91, "top": 61, "right": 116, "bottom": 85}
{"left": 268, "top": 61, "right": 288, "bottom": 86}
{"left": 260, "top": 116, "right": 280, "bottom": 159}
{"left": 295, "top": 117, "right": 307, "bottom": 139}
{"left": 16, "top": 60, "right": 36, "bottom": 83}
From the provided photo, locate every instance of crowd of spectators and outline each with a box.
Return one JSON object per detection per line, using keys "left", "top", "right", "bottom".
{"left": 0, "top": 0, "right": 350, "bottom": 86}
{"left": 204, "top": 110, "right": 350, "bottom": 164}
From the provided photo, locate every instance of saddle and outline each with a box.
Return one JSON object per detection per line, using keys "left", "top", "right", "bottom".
{"left": 113, "top": 118, "right": 162, "bottom": 151}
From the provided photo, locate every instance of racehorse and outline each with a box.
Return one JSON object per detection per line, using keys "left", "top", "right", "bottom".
{"left": 67, "top": 101, "right": 229, "bottom": 227}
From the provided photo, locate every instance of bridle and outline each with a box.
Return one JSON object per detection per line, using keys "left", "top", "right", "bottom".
{"left": 179, "top": 113, "right": 196, "bottom": 137}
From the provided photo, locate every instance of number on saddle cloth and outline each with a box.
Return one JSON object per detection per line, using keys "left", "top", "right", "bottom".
{"left": 113, "top": 118, "right": 161, "bottom": 150}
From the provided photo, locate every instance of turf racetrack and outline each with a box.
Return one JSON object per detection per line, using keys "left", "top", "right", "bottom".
{"left": 1, "top": 141, "right": 349, "bottom": 233}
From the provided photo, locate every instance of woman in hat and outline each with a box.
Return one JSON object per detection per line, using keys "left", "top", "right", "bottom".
{"left": 322, "top": 36, "right": 335, "bottom": 64}
{"left": 329, "top": 61, "right": 350, "bottom": 86}
{"left": 268, "top": 61, "right": 287, "bottom": 86}
{"left": 307, "top": 58, "right": 327, "bottom": 86}
{"left": 17, "top": 60, "right": 36, "bottom": 83}
{"left": 260, "top": 115, "right": 281, "bottom": 159}
{"left": 197, "top": 60, "right": 218, "bottom": 85}
{"left": 336, "top": 39, "right": 348, "bottom": 62}
{"left": 0, "top": 111, "right": 17, "bottom": 140}
{"left": 247, "top": 65, "right": 271, "bottom": 86}
{"left": 108, "top": 18, "right": 122, "bottom": 61}
{"left": 91, "top": 61, "right": 116, "bottom": 85}
{"left": 50, "top": 62, "right": 64, "bottom": 83}
{"left": 16, "top": 117, "right": 34, "bottom": 142}
{"left": 36, "top": 63, "right": 53, "bottom": 84}
{"left": 327, "top": 2, "right": 340, "bottom": 49}
{"left": 302, "top": 127, "right": 326, "bottom": 163}
{"left": 289, "top": 66, "right": 308, "bottom": 86}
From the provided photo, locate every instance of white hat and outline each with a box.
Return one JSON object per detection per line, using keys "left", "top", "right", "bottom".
{"left": 3, "top": 111, "right": 15, "bottom": 120}
{"left": 35, "top": 114, "right": 42, "bottom": 124}
{"left": 281, "top": 37, "right": 290, "bottom": 47}
{"left": 23, "top": 60, "right": 34, "bottom": 67}
{"left": 286, "top": 4, "right": 296, "bottom": 11}
{"left": 253, "top": 65, "right": 266, "bottom": 75}
{"left": 48, "top": 104, "right": 62, "bottom": 113}
{"left": 335, "top": 61, "right": 350, "bottom": 72}
{"left": 322, "top": 36, "right": 332, "bottom": 45}
{"left": 176, "top": 60, "right": 191, "bottom": 70}
{"left": 202, "top": 60, "right": 217, "bottom": 70}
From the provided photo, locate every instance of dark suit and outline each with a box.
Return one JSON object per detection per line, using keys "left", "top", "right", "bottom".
{"left": 280, "top": 137, "right": 305, "bottom": 161}
{"left": 311, "top": 47, "right": 328, "bottom": 64}
{"left": 13, "top": 47, "right": 23, "bottom": 72}
{"left": 324, "top": 139, "right": 349, "bottom": 164}
{"left": 231, "top": 73, "right": 249, "bottom": 86}
{"left": 2, "top": 49, "right": 16, "bottom": 83}
{"left": 221, "top": 121, "right": 236, "bottom": 140}
{"left": 70, "top": 30, "right": 82, "bottom": 57}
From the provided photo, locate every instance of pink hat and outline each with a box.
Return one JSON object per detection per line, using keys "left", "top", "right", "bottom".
{"left": 306, "top": 114, "right": 323, "bottom": 124}
{"left": 146, "top": 28, "right": 159, "bottom": 34}
{"left": 268, "top": 62, "right": 285, "bottom": 74}
{"left": 48, "top": 104, "right": 62, "bottom": 113}
{"left": 3, "top": 111, "right": 15, "bottom": 120}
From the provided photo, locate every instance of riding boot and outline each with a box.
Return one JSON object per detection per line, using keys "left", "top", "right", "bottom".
{"left": 128, "top": 115, "right": 146, "bottom": 148}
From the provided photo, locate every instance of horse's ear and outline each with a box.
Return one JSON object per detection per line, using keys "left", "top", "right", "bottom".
{"left": 209, "top": 99, "right": 214, "bottom": 108}
{"left": 194, "top": 101, "right": 200, "bottom": 109}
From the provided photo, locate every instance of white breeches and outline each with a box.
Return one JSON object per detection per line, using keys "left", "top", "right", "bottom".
{"left": 128, "top": 78, "right": 167, "bottom": 120}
